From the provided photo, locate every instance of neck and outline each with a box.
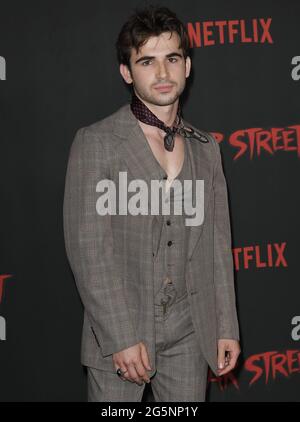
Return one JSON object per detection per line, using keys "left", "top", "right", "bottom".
{"left": 134, "top": 90, "right": 179, "bottom": 128}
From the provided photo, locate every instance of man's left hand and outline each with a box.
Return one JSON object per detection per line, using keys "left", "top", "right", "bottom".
{"left": 217, "top": 339, "right": 240, "bottom": 376}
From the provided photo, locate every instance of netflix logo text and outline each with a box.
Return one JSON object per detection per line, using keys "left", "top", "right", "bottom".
{"left": 232, "top": 242, "right": 287, "bottom": 271}
{"left": 187, "top": 18, "right": 273, "bottom": 48}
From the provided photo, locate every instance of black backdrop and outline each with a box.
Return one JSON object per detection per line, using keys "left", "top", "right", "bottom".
{"left": 0, "top": 0, "right": 299, "bottom": 402}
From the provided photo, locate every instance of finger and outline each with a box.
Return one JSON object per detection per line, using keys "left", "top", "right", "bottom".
{"left": 225, "top": 351, "right": 232, "bottom": 365}
{"left": 218, "top": 353, "right": 238, "bottom": 375}
{"left": 218, "top": 362, "right": 236, "bottom": 376}
{"left": 114, "top": 365, "right": 129, "bottom": 382}
{"left": 226, "top": 350, "right": 239, "bottom": 367}
{"left": 127, "top": 363, "right": 143, "bottom": 385}
{"left": 217, "top": 344, "right": 226, "bottom": 370}
{"left": 228, "top": 354, "right": 239, "bottom": 368}
{"left": 119, "top": 373, "right": 128, "bottom": 382}
{"left": 140, "top": 344, "right": 152, "bottom": 371}
{"left": 134, "top": 360, "right": 150, "bottom": 384}
{"left": 232, "top": 349, "right": 241, "bottom": 360}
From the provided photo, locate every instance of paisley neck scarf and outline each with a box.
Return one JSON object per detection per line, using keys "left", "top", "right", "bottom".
{"left": 130, "top": 91, "right": 184, "bottom": 152}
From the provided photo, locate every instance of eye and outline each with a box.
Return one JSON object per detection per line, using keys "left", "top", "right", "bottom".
{"left": 168, "top": 57, "right": 178, "bottom": 63}
{"left": 142, "top": 60, "right": 152, "bottom": 66}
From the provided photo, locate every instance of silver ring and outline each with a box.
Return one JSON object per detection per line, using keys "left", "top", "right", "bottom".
{"left": 116, "top": 367, "right": 128, "bottom": 377}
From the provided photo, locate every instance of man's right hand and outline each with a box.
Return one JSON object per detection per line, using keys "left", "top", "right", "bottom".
{"left": 112, "top": 342, "right": 152, "bottom": 385}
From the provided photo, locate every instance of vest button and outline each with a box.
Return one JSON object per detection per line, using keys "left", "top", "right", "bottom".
{"left": 166, "top": 220, "right": 171, "bottom": 225}
{"left": 167, "top": 240, "right": 173, "bottom": 246}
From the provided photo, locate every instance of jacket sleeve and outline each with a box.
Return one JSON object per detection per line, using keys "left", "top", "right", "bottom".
{"left": 63, "top": 127, "right": 140, "bottom": 357}
{"left": 210, "top": 134, "right": 240, "bottom": 341}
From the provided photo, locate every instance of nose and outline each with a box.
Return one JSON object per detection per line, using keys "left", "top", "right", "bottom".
{"left": 156, "top": 61, "right": 168, "bottom": 79}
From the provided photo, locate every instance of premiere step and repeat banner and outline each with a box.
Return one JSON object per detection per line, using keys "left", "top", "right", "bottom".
{"left": 0, "top": 0, "right": 299, "bottom": 402}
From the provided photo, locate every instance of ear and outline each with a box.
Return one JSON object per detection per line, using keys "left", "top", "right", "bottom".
{"left": 119, "top": 64, "right": 133, "bottom": 84}
{"left": 185, "top": 56, "right": 191, "bottom": 78}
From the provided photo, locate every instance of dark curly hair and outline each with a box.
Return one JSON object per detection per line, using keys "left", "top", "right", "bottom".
{"left": 115, "top": 5, "right": 190, "bottom": 70}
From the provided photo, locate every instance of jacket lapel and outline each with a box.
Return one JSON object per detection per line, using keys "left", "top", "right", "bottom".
{"left": 184, "top": 133, "right": 214, "bottom": 261}
{"left": 113, "top": 103, "right": 166, "bottom": 183}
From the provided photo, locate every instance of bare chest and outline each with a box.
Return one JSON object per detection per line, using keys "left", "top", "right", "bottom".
{"left": 146, "top": 133, "right": 185, "bottom": 181}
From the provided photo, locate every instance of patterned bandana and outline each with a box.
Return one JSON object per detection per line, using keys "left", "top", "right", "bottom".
{"left": 130, "top": 91, "right": 184, "bottom": 152}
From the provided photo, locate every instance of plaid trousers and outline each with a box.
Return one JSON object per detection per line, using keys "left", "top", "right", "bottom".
{"left": 86, "top": 283, "right": 208, "bottom": 402}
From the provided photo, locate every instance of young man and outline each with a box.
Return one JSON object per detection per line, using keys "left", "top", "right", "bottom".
{"left": 63, "top": 6, "right": 240, "bottom": 402}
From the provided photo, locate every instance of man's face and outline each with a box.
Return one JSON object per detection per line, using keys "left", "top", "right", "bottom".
{"left": 120, "top": 31, "right": 191, "bottom": 107}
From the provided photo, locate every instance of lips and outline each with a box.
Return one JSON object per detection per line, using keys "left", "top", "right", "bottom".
{"left": 153, "top": 84, "right": 173, "bottom": 92}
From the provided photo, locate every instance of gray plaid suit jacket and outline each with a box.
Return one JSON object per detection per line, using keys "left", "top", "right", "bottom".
{"left": 63, "top": 103, "right": 240, "bottom": 377}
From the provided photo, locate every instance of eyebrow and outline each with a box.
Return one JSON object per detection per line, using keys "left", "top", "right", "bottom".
{"left": 134, "top": 52, "right": 183, "bottom": 64}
